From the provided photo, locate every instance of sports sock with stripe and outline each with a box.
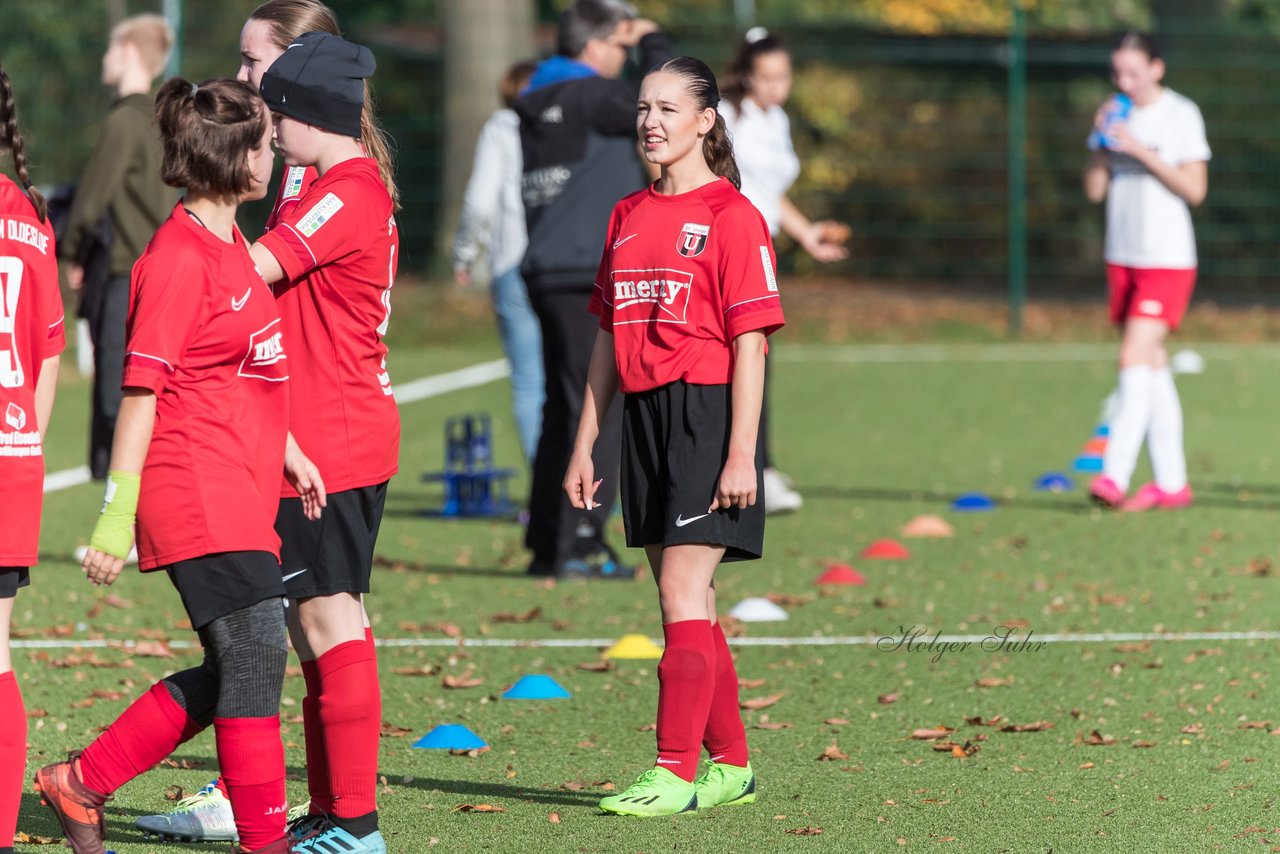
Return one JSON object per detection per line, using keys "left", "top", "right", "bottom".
{"left": 0, "top": 671, "right": 26, "bottom": 852}
{"left": 701, "top": 621, "right": 750, "bottom": 767}
{"left": 215, "top": 716, "right": 286, "bottom": 850}
{"left": 1102, "top": 364, "right": 1155, "bottom": 491}
{"left": 655, "top": 620, "right": 715, "bottom": 782}
{"left": 1149, "top": 366, "right": 1188, "bottom": 492}
{"left": 317, "top": 639, "right": 381, "bottom": 823}
{"left": 80, "top": 681, "right": 203, "bottom": 794}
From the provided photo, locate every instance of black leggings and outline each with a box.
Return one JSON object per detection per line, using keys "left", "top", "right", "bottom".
{"left": 162, "top": 598, "right": 287, "bottom": 725}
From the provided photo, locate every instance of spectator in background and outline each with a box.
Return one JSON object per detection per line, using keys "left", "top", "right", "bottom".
{"left": 721, "top": 27, "right": 850, "bottom": 514}
{"left": 516, "top": 0, "right": 675, "bottom": 578}
{"left": 454, "top": 59, "right": 544, "bottom": 465}
{"left": 60, "top": 14, "right": 177, "bottom": 480}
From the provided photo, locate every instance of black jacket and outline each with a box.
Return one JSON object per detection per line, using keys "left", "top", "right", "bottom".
{"left": 516, "top": 32, "right": 675, "bottom": 291}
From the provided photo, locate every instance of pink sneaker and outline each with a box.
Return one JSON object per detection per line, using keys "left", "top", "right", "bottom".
{"left": 1089, "top": 475, "right": 1125, "bottom": 508}
{"left": 1122, "top": 483, "right": 1192, "bottom": 512}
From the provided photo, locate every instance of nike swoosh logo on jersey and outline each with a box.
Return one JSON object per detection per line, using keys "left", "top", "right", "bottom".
{"left": 613, "top": 233, "right": 638, "bottom": 249}
{"left": 231, "top": 287, "right": 252, "bottom": 312}
{"left": 281, "top": 569, "right": 310, "bottom": 583}
{"left": 675, "top": 513, "right": 710, "bottom": 528}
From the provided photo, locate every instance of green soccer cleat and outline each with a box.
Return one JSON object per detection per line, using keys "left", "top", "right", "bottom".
{"left": 693, "top": 760, "right": 756, "bottom": 808}
{"left": 135, "top": 779, "right": 238, "bottom": 842}
{"left": 599, "top": 767, "right": 698, "bottom": 817}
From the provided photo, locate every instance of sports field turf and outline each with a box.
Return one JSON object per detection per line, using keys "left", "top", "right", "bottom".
{"left": 12, "top": 307, "right": 1280, "bottom": 852}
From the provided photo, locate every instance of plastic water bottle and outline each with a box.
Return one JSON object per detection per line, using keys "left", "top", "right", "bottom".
{"left": 1087, "top": 93, "right": 1132, "bottom": 151}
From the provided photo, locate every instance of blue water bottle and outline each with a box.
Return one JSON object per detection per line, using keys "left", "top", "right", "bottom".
{"left": 1087, "top": 93, "right": 1132, "bottom": 151}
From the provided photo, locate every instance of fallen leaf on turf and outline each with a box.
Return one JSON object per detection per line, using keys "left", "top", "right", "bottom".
{"left": 636, "top": 723, "right": 656, "bottom": 732}
{"left": 398, "top": 620, "right": 463, "bottom": 638}
{"left": 785, "top": 826, "right": 823, "bottom": 836}
{"left": 105, "top": 594, "right": 133, "bottom": 609}
{"left": 1085, "top": 730, "right": 1116, "bottom": 746}
{"left": 393, "top": 664, "right": 441, "bottom": 677}
{"left": 753, "top": 721, "right": 792, "bottom": 730}
{"left": 817, "top": 743, "right": 849, "bottom": 761}
{"left": 738, "top": 677, "right": 766, "bottom": 689}
{"left": 1238, "top": 721, "right": 1270, "bottom": 730}
{"left": 825, "top": 717, "right": 851, "bottom": 725}
{"left": 159, "top": 758, "right": 206, "bottom": 769}
{"left": 1114, "top": 641, "right": 1152, "bottom": 653}
{"left": 1181, "top": 723, "right": 1205, "bottom": 735}
{"left": 910, "top": 727, "right": 956, "bottom": 740}
{"left": 931, "top": 741, "right": 979, "bottom": 757}
{"left": 594, "top": 781, "right": 616, "bottom": 791}
{"left": 1079, "top": 762, "right": 1095, "bottom": 769}
{"left": 877, "top": 694, "right": 898, "bottom": 705}
{"left": 26, "top": 709, "right": 47, "bottom": 718}
{"left": 576, "top": 660, "right": 613, "bottom": 672}
{"left": 163, "top": 785, "right": 186, "bottom": 801}
{"left": 975, "top": 677, "right": 1011, "bottom": 688}
{"left": 448, "top": 747, "right": 489, "bottom": 757}
{"left": 490, "top": 607, "right": 542, "bottom": 624}
{"left": 442, "top": 670, "right": 484, "bottom": 690}
{"left": 965, "top": 715, "right": 1003, "bottom": 727}
{"left": 1132, "top": 740, "right": 1157, "bottom": 748}
{"left": 558, "top": 781, "right": 584, "bottom": 791}
{"left": 740, "top": 694, "right": 783, "bottom": 711}
{"left": 129, "top": 641, "right": 173, "bottom": 658}
{"left": 548, "top": 812, "right": 560, "bottom": 824}
{"left": 1001, "top": 721, "right": 1054, "bottom": 733}
{"left": 15, "top": 832, "right": 59, "bottom": 845}
{"left": 452, "top": 803, "right": 504, "bottom": 813}
{"left": 70, "top": 698, "right": 95, "bottom": 709}
{"left": 90, "top": 689, "right": 124, "bottom": 701}
{"left": 551, "top": 619, "right": 572, "bottom": 631}
{"left": 379, "top": 722, "right": 413, "bottom": 738}
{"left": 766, "top": 593, "right": 812, "bottom": 608}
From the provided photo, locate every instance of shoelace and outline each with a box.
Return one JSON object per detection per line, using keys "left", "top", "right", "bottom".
{"left": 171, "top": 787, "right": 220, "bottom": 813}
{"left": 286, "top": 801, "right": 315, "bottom": 823}
{"left": 622, "top": 768, "right": 666, "bottom": 794}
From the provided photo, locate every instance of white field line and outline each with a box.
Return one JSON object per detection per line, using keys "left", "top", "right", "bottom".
{"left": 42, "top": 358, "right": 512, "bottom": 494}
{"left": 11, "top": 630, "right": 1280, "bottom": 651}
{"left": 775, "top": 342, "right": 1280, "bottom": 364}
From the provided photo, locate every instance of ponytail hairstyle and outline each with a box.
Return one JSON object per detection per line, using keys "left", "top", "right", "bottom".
{"left": 1113, "top": 30, "right": 1161, "bottom": 61}
{"left": 248, "top": 0, "right": 400, "bottom": 209}
{"left": 721, "top": 27, "right": 788, "bottom": 112}
{"left": 0, "top": 63, "right": 47, "bottom": 222}
{"left": 155, "top": 77, "right": 268, "bottom": 198}
{"left": 653, "top": 56, "right": 741, "bottom": 190}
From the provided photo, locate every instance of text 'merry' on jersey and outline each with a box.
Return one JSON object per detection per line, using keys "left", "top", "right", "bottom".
{"left": 0, "top": 177, "right": 66, "bottom": 566}
{"left": 589, "top": 178, "right": 785, "bottom": 394}
{"left": 123, "top": 203, "right": 289, "bottom": 571}
{"left": 256, "top": 157, "right": 400, "bottom": 496}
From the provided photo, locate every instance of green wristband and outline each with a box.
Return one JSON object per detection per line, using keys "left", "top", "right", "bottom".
{"left": 88, "top": 470, "right": 140, "bottom": 559}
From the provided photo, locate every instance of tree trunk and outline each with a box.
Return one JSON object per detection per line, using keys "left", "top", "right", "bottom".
{"left": 441, "top": 0, "right": 536, "bottom": 275}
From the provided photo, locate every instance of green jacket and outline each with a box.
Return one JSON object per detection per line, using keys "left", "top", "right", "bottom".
{"left": 60, "top": 92, "right": 175, "bottom": 276}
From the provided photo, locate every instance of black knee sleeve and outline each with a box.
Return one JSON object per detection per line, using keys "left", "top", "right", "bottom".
{"left": 204, "top": 597, "right": 288, "bottom": 719}
{"left": 162, "top": 652, "right": 221, "bottom": 729}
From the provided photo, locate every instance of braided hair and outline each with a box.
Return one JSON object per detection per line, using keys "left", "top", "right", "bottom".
{"left": 0, "top": 63, "right": 47, "bottom": 222}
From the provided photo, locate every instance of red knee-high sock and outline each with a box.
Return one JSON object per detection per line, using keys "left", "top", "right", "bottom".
{"left": 317, "top": 640, "right": 381, "bottom": 818}
{"left": 655, "top": 620, "right": 715, "bottom": 782}
{"left": 79, "top": 682, "right": 203, "bottom": 795}
{"left": 215, "top": 716, "right": 285, "bottom": 850}
{"left": 300, "top": 659, "right": 332, "bottom": 815}
{"left": 702, "top": 621, "right": 750, "bottom": 767}
{"left": 0, "top": 672, "right": 26, "bottom": 850}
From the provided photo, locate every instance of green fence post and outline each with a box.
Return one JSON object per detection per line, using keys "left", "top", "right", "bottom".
{"left": 1007, "top": 0, "right": 1027, "bottom": 337}
{"left": 164, "top": 0, "right": 183, "bottom": 79}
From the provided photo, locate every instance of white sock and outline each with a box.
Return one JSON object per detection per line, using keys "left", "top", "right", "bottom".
{"left": 1102, "top": 365, "right": 1155, "bottom": 491}
{"left": 1148, "top": 366, "right": 1187, "bottom": 492}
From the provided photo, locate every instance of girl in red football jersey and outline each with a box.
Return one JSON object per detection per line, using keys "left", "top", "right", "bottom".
{"left": 0, "top": 63, "right": 65, "bottom": 854}
{"left": 35, "top": 78, "right": 323, "bottom": 854}
{"left": 565, "top": 56, "right": 784, "bottom": 817}
{"left": 245, "top": 32, "right": 398, "bottom": 854}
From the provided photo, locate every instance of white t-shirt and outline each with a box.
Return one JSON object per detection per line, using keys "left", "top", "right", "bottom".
{"left": 1102, "top": 88, "right": 1210, "bottom": 269}
{"left": 721, "top": 98, "right": 800, "bottom": 237}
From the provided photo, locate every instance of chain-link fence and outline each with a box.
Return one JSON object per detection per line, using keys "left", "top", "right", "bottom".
{"left": 5, "top": 2, "right": 1277, "bottom": 312}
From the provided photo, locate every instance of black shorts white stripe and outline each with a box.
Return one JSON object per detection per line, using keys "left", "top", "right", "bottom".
{"left": 276, "top": 481, "right": 388, "bottom": 599}
{"left": 621, "top": 380, "right": 765, "bottom": 562}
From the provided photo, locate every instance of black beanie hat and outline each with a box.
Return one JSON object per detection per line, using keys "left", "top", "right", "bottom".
{"left": 260, "top": 31, "right": 375, "bottom": 138}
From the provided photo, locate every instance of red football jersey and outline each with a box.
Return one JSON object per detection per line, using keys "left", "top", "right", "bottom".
{"left": 265, "top": 165, "right": 316, "bottom": 231}
{"left": 256, "top": 157, "right": 400, "bottom": 495}
{"left": 124, "top": 204, "right": 289, "bottom": 571}
{"left": 0, "top": 177, "right": 65, "bottom": 566}
{"left": 589, "top": 178, "right": 785, "bottom": 393}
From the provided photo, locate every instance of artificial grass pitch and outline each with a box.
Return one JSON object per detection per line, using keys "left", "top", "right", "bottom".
{"left": 15, "top": 339, "right": 1280, "bottom": 852}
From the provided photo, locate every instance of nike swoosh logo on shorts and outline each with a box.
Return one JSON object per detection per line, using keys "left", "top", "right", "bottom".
{"left": 613, "top": 233, "right": 638, "bottom": 249}
{"left": 675, "top": 513, "right": 710, "bottom": 528}
{"left": 231, "top": 287, "right": 252, "bottom": 312}
{"left": 281, "top": 569, "right": 310, "bottom": 583}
